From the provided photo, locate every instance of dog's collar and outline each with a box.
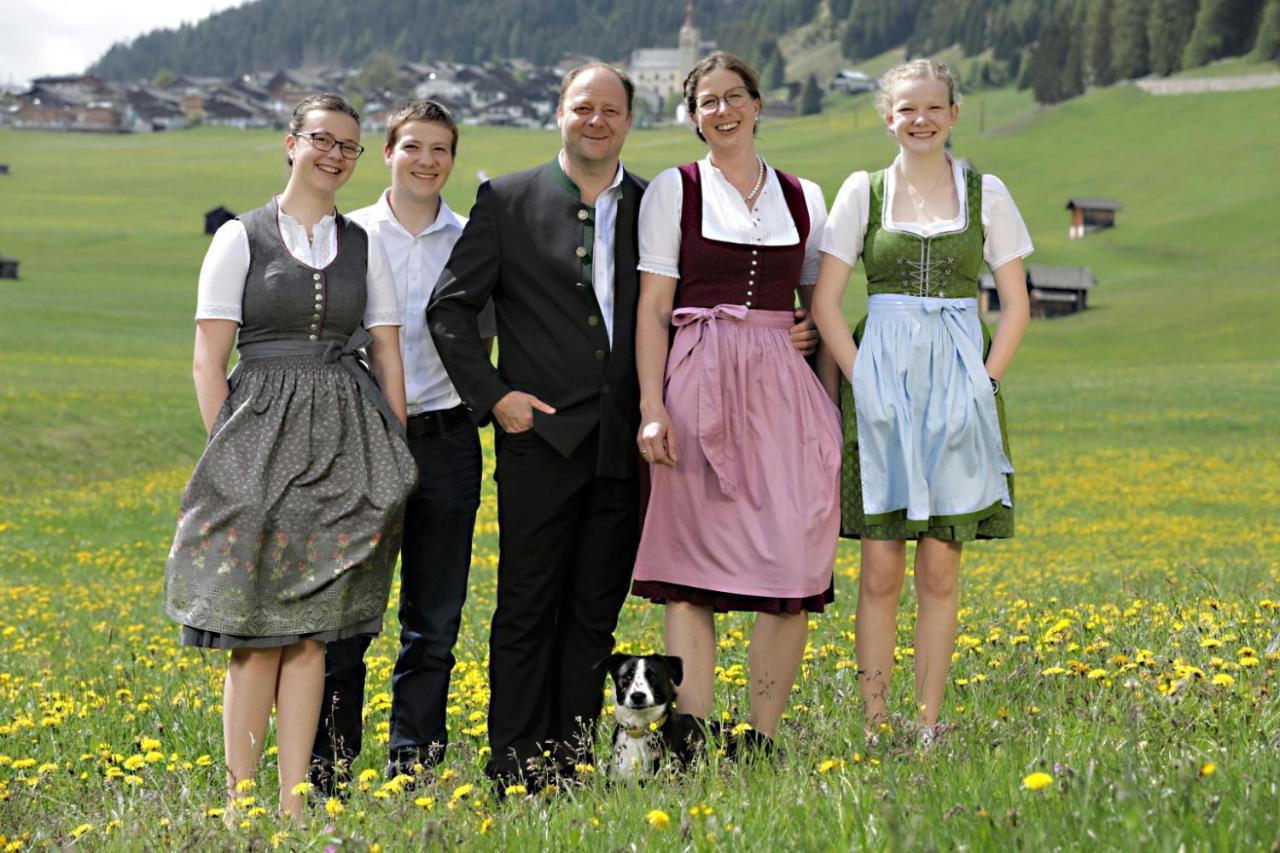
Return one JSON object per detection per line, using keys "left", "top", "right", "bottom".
{"left": 623, "top": 713, "right": 668, "bottom": 738}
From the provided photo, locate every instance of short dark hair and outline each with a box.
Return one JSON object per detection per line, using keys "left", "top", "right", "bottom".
{"left": 684, "top": 52, "right": 762, "bottom": 143}
{"left": 384, "top": 99, "right": 459, "bottom": 156}
{"left": 559, "top": 62, "right": 635, "bottom": 114}
{"left": 287, "top": 93, "right": 360, "bottom": 166}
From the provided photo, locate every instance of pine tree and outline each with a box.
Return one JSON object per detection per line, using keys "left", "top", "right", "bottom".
{"left": 800, "top": 73, "right": 823, "bottom": 114}
{"left": 766, "top": 53, "right": 786, "bottom": 89}
{"left": 1183, "top": 0, "right": 1266, "bottom": 67}
{"left": 1112, "top": 0, "right": 1152, "bottom": 78}
{"left": 1252, "top": 0, "right": 1280, "bottom": 59}
{"left": 1085, "top": 0, "right": 1117, "bottom": 85}
{"left": 1147, "top": 0, "right": 1199, "bottom": 75}
{"left": 1062, "top": 0, "right": 1088, "bottom": 97}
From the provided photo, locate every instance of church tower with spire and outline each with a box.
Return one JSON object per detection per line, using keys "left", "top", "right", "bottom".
{"left": 678, "top": 2, "right": 700, "bottom": 84}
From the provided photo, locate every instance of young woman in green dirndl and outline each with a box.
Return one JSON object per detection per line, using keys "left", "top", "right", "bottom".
{"left": 811, "top": 60, "right": 1033, "bottom": 745}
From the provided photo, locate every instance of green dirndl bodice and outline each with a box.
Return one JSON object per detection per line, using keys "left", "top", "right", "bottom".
{"left": 838, "top": 167, "right": 1015, "bottom": 541}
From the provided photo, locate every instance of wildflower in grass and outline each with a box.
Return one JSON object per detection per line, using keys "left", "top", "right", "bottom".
{"left": 731, "top": 722, "right": 753, "bottom": 736}
{"left": 204, "top": 807, "right": 225, "bottom": 818}
{"left": 325, "top": 797, "right": 344, "bottom": 817}
{"left": 646, "top": 809, "right": 671, "bottom": 829}
{"left": 818, "top": 758, "right": 844, "bottom": 773}
{"left": 415, "top": 796, "right": 435, "bottom": 810}
{"left": 504, "top": 784, "right": 527, "bottom": 797}
{"left": 1211, "top": 673, "right": 1235, "bottom": 686}
{"left": 1022, "top": 772, "right": 1053, "bottom": 791}
{"left": 479, "top": 817, "right": 493, "bottom": 833}
{"left": 451, "top": 783, "right": 474, "bottom": 802}
{"left": 195, "top": 754, "right": 214, "bottom": 767}
{"left": 1200, "top": 762, "right": 1216, "bottom": 778}
{"left": 234, "top": 778, "right": 255, "bottom": 792}
{"left": 291, "top": 781, "right": 313, "bottom": 796}
{"left": 70, "top": 824, "right": 94, "bottom": 838}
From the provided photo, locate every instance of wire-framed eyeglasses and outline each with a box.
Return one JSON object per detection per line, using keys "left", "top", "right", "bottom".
{"left": 695, "top": 87, "right": 752, "bottom": 114}
{"left": 293, "top": 131, "right": 365, "bottom": 160}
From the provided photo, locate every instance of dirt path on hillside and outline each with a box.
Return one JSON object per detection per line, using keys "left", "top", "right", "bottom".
{"left": 1135, "top": 73, "right": 1280, "bottom": 95}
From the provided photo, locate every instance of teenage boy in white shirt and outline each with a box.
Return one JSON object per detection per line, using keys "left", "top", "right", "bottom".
{"left": 311, "top": 100, "right": 494, "bottom": 787}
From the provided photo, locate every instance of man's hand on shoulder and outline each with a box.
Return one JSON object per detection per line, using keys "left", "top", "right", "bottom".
{"left": 789, "top": 307, "right": 819, "bottom": 357}
{"left": 493, "top": 391, "right": 556, "bottom": 433}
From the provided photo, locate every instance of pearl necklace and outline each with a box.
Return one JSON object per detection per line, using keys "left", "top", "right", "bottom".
{"left": 745, "top": 154, "right": 766, "bottom": 204}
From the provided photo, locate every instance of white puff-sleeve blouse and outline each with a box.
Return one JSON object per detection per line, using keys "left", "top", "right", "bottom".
{"left": 639, "top": 156, "right": 829, "bottom": 286}
{"left": 195, "top": 204, "right": 401, "bottom": 328}
{"left": 820, "top": 157, "right": 1033, "bottom": 272}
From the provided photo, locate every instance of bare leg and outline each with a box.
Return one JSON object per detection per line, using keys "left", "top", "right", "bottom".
{"left": 855, "top": 539, "right": 907, "bottom": 728}
{"left": 746, "top": 611, "right": 808, "bottom": 737}
{"left": 275, "top": 639, "right": 326, "bottom": 820}
{"left": 224, "top": 647, "right": 284, "bottom": 810}
{"left": 912, "top": 538, "right": 962, "bottom": 727}
{"left": 664, "top": 602, "right": 716, "bottom": 719}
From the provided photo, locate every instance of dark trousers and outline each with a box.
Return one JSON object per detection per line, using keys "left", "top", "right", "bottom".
{"left": 486, "top": 427, "right": 639, "bottom": 782}
{"left": 312, "top": 411, "right": 482, "bottom": 774}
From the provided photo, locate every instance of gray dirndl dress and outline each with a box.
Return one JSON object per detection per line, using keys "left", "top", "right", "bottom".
{"left": 164, "top": 200, "right": 418, "bottom": 648}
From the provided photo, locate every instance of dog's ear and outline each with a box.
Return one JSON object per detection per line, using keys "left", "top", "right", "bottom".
{"left": 661, "top": 655, "right": 684, "bottom": 685}
{"left": 596, "top": 652, "right": 628, "bottom": 674}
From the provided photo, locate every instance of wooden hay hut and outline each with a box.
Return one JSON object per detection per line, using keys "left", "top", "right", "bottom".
{"left": 1067, "top": 197, "right": 1120, "bottom": 239}
{"left": 205, "top": 206, "right": 236, "bottom": 235}
{"left": 0, "top": 255, "right": 20, "bottom": 279}
{"left": 980, "top": 265, "right": 1096, "bottom": 318}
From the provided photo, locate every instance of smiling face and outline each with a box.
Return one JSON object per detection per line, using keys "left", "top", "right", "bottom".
{"left": 385, "top": 119, "right": 455, "bottom": 205}
{"left": 557, "top": 66, "right": 633, "bottom": 169}
{"left": 285, "top": 109, "right": 361, "bottom": 197}
{"left": 884, "top": 76, "right": 959, "bottom": 156}
{"left": 694, "top": 67, "right": 761, "bottom": 152}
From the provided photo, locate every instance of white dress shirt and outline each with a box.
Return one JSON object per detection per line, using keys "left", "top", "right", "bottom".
{"left": 819, "top": 156, "right": 1034, "bottom": 272}
{"left": 195, "top": 197, "right": 401, "bottom": 327}
{"left": 637, "top": 156, "right": 829, "bottom": 286}
{"left": 348, "top": 190, "right": 492, "bottom": 415}
{"left": 560, "top": 149, "right": 625, "bottom": 344}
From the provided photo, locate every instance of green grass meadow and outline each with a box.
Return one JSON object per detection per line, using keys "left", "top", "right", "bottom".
{"left": 1, "top": 81, "right": 1279, "bottom": 849}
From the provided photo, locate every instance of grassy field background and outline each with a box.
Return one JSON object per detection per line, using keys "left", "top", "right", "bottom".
{"left": 1, "top": 79, "right": 1279, "bottom": 849}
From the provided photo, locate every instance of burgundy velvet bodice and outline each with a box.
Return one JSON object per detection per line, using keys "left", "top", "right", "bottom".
{"left": 674, "top": 162, "right": 810, "bottom": 312}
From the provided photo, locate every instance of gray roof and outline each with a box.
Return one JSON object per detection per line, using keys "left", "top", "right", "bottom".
{"left": 1066, "top": 197, "right": 1121, "bottom": 211}
{"left": 1028, "top": 265, "right": 1096, "bottom": 290}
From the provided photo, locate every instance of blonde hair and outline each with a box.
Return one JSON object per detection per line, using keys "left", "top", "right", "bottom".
{"left": 875, "top": 59, "right": 962, "bottom": 116}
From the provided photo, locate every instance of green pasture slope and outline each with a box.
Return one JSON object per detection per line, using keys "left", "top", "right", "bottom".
{"left": 1, "top": 81, "right": 1279, "bottom": 849}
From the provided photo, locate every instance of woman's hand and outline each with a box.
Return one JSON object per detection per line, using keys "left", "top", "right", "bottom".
{"left": 637, "top": 405, "right": 678, "bottom": 466}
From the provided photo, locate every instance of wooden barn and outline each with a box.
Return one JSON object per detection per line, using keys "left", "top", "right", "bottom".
{"left": 0, "top": 255, "right": 20, "bottom": 279}
{"left": 1067, "top": 197, "right": 1120, "bottom": 239}
{"left": 205, "top": 206, "right": 236, "bottom": 235}
{"left": 980, "top": 265, "right": 1097, "bottom": 318}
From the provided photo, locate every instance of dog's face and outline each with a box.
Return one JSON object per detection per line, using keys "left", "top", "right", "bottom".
{"left": 602, "top": 653, "right": 683, "bottom": 712}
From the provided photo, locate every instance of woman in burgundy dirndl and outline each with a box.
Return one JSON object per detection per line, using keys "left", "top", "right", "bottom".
{"left": 631, "top": 53, "right": 841, "bottom": 748}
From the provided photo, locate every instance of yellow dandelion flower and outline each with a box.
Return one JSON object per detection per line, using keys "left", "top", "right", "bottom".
{"left": 479, "top": 817, "right": 493, "bottom": 834}
{"left": 233, "top": 778, "right": 255, "bottom": 792}
{"left": 1087, "top": 668, "right": 1107, "bottom": 680}
{"left": 195, "top": 755, "right": 214, "bottom": 767}
{"left": 11, "top": 759, "right": 35, "bottom": 771}
{"left": 122, "top": 755, "right": 145, "bottom": 772}
{"left": 291, "top": 781, "right": 313, "bottom": 796}
{"left": 646, "top": 809, "right": 671, "bottom": 829}
{"left": 204, "top": 807, "right": 225, "bottom": 818}
{"left": 504, "top": 784, "right": 527, "bottom": 797}
{"left": 1200, "top": 762, "right": 1216, "bottom": 778}
{"left": 70, "top": 824, "right": 94, "bottom": 838}
{"left": 1022, "top": 772, "right": 1053, "bottom": 791}
{"left": 138, "top": 737, "right": 161, "bottom": 752}
{"left": 1211, "top": 673, "right": 1235, "bottom": 686}
{"left": 325, "top": 797, "right": 345, "bottom": 817}
{"left": 414, "top": 796, "right": 435, "bottom": 810}
{"left": 451, "top": 783, "right": 474, "bottom": 802}
{"left": 730, "top": 722, "right": 753, "bottom": 736}
{"left": 817, "top": 758, "right": 844, "bottom": 773}
{"left": 357, "top": 768, "right": 380, "bottom": 784}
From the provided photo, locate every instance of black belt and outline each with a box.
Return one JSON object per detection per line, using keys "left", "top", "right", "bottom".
{"left": 406, "top": 405, "right": 471, "bottom": 437}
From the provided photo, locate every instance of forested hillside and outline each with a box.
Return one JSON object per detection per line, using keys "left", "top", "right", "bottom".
{"left": 90, "top": 0, "right": 1279, "bottom": 105}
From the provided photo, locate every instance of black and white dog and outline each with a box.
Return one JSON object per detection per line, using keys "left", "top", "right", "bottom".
{"left": 600, "top": 653, "right": 706, "bottom": 782}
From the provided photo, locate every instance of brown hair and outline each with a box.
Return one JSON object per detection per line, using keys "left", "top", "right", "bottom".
{"left": 683, "top": 52, "right": 762, "bottom": 143}
{"left": 287, "top": 93, "right": 360, "bottom": 167}
{"left": 558, "top": 62, "right": 635, "bottom": 114}
{"left": 875, "top": 59, "right": 963, "bottom": 116}
{"left": 384, "top": 99, "right": 459, "bottom": 155}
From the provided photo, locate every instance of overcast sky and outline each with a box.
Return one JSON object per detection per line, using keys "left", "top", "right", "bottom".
{"left": 1, "top": 0, "right": 247, "bottom": 87}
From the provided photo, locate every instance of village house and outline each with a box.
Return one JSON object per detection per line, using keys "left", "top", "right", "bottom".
{"left": 12, "top": 75, "right": 128, "bottom": 132}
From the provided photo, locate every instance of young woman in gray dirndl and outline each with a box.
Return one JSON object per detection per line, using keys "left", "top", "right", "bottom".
{"left": 811, "top": 60, "right": 1033, "bottom": 746}
{"left": 163, "top": 95, "right": 416, "bottom": 819}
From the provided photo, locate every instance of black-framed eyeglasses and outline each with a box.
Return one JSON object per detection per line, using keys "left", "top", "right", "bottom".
{"left": 293, "top": 131, "right": 365, "bottom": 160}
{"left": 696, "top": 87, "right": 752, "bottom": 114}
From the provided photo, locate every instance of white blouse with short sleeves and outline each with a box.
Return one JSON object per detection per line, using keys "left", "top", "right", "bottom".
{"left": 639, "top": 156, "right": 829, "bottom": 286}
{"left": 820, "top": 156, "right": 1033, "bottom": 272}
{"left": 195, "top": 201, "right": 401, "bottom": 327}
